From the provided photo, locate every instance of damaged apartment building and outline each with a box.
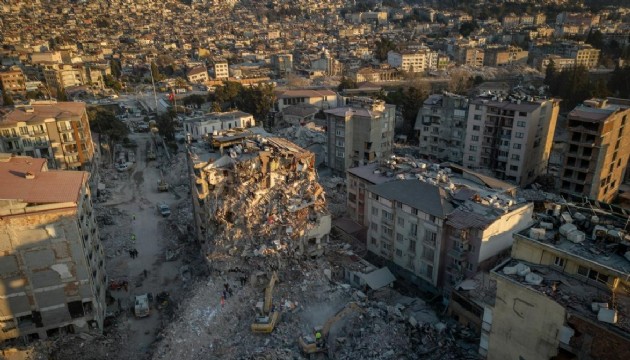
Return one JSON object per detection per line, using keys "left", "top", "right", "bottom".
{"left": 483, "top": 204, "right": 630, "bottom": 359}
{"left": 187, "top": 128, "right": 331, "bottom": 270}
{"left": 0, "top": 155, "right": 106, "bottom": 342}
{"left": 351, "top": 157, "right": 534, "bottom": 294}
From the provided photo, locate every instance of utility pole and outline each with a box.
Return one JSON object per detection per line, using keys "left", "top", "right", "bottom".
{"left": 150, "top": 63, "right": 159, "bottom": 115}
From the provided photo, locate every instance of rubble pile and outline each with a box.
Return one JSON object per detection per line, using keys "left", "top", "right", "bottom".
{"left": 275, "top": 122, "right": 327, "bottom": 167}
{"left": 319, "top": 176, "right": 347, "bottom": 218}
{"left": 95, "top": 206, "right": 134, "bottom": 262}
{"left": 195, "top": 136, "right": 332, "bottom": 271}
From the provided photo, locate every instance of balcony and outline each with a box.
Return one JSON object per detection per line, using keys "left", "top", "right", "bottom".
{"left": 58, "top": 126, "right": 74, "bottom": 133}
{"left": 448, "top": 247, "right": 468, "bottom": 260}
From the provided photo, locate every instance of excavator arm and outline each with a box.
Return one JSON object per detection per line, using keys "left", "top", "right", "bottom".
{"left": 321, "top": 302, "right": 364, "bottom": 337}
{"left": 262, "top": 271, "right": 278, "bottom": 314}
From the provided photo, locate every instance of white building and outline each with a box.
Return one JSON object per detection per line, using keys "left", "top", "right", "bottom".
{"left": 462, "top": 95, "right": 560, "bottom": 186}
{"left": 183, "top": 111, "right": 254, "bottom": 141}
{"left": 387, "top": 49, "right": 438, "bottom": 73}
{"left": 214, "top": 61, "right": 229, "bottom": 80}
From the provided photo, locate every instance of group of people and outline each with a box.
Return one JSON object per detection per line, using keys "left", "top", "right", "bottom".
{"left": 128, "top": 249, "right": 139, "bottom": 258}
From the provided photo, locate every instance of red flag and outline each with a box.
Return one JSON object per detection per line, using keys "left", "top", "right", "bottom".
{"left": 169, "top": 91, "right": 175, "bottom": 102}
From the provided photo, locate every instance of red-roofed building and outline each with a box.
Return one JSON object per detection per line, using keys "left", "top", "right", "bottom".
{"left": 0, "top": 155, "right": 106, "bottom": 341}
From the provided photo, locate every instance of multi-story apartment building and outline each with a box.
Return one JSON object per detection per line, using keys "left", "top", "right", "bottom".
{"left": 387, "top": 49, "right": 437, "bottom": 73}
{"left": 483, "top": 46, "right": 529, "bottom": 67}
{"left": 42, "top": 64, "right": 86, "bottom": 94}
{"left": 0, "top": 66, "right": 27, "bottom": 94}
{"left": 0, "top": 155, "right": 106, "bottom": 341}
{"left": 325, "top": 97, "right": 395, "bottom": 174}
{"left": 570, "top": 44, "right": 600, "bottom": 69}
{"left": 538, "top": 55, "right": 576, "bottom": 72}
{"left": 414, "top": 92, "right": 468, "bottom": 163}
{"left": 214, "top": 61, "right": 229, "bottom": 80}
{"left": 0, "top": 101, "right": 95, "bottom": 171}
{"left": 271, "top": 53, "right": 293, "bottom": 77}
{"left": 186, "top": 65, "right": 209, "bottom": 83}
{"left": 560, "top": 98, "right": 630, "bottom": 203}
{"left": 463, "top": 95, "right": 560, "bottom": 186}
{"left": 483, "top": 206, "right": 630, "bottom": 360}
{"left": 455, "top": 47, "right": 484, "bottom": 67}
{"left": 364, "top": 163, "right": 532, "bottom": 293}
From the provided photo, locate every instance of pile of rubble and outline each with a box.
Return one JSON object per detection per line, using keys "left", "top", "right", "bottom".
{"left": 275, "top": 122, "right": 327, "bottom": 167}
{"left": 193, "top": 136, "right": 332, "bottom": 272}
{"left": 319, "top": 176, "right": 347, "bottom": 218}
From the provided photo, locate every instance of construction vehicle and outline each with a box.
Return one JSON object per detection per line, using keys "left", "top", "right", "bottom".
{"left": 250, "top": 271, "right": 281, "bottom": 333}
{"left": 146, "top": 140, "right": 156, "bottom": 160}
{"left": 298, "top": 302, "right": 365, "bottom": 356}
{"left": 134, "top": 294, "right": 150, "bottom": 318}
{"left": 157, "top": 178, "right": 168, "bottom": 192}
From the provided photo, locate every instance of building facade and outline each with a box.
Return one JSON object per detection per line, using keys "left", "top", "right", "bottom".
{"left": 214, "top": 61, "right": 229, "bottom": 80}
{"left": 387, "top": 50, "right": 437, "bottom": 73}
{"left": 0, "top": 66, "right": 27, "bottom": 94}
{"left": 325, "top": 97, "right": 395, "bottom": 174}
{"left": 414, "top": 92, "right": 469, "bottom": 163}
{"left": 0, "top": 101, "right": 95, "bottom": 171}
{"left": 560, "top": 98, "right": 630, "bottom": 202}
{"left": 0, "top": 156, "right": 106, "bottom": 341}
{"left": 463, "top": 96, "right": 560, "bottom": 186}
{"left": 183, "top": 110, "right": 254, "bottom": 141}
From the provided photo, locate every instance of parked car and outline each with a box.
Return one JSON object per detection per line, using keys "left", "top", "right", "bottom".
{"left": 156, "top": 203, "right": 171, "bottom": 217}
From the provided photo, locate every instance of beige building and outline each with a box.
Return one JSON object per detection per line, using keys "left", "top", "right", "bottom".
{"left": 0, "top": 66, "right": 27, "bottom": 94}
{"left": 463, "top": 96, "right": 560, "bottom": 186}
{"left": 484, "top": 206, "right": 630, "bottom": 360}
{"left": 560, "top": 98, "right": 630, "bottom": 203}
{"left": 0, "top": 155, "right": 106, "bottom": 341}
{"left": 456, "top": 47, "right": 484, "bottom": 68}
{"left": 571, "top": 44, "right": 600, "bottom": 69}
{"left": 42, "top": 64, "right": 86, "bottom": 94}
{"left": 386, "top": 49, "right": 437, "bottom": 73}
{"left": 483, "top": 46, "right": 528, "bottom": 67}
{"left": 0, "top": 101, "right": 95, "bottom": 171}
{"left": 186, "top": 65, "right": 209, "bottom": 83}
{"left": 325, "top": 97, "right": 395, "bottom": 174}
{"left": 213, "top": 61, "right": 229, "bottom": 80}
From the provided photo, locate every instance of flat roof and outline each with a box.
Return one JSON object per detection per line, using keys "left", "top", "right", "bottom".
{"left": 368, "top": 180, "right": 453, "bottom": 218}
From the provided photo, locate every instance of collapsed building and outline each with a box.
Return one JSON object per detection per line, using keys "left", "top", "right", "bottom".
{"left": 188, "top": 128, "right": 331, "bottom": 271}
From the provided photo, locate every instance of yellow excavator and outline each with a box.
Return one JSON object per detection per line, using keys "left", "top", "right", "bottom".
{"left": 298, "top": 302, "right": 365, "bottom": 356}
{"left": 250, "top": 271, "right": 281, "bottom": 333}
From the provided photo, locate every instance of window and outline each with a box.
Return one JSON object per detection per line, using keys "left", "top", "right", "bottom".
{"left": 371, "top": 222, "right": 378, "bottom": 231}
{"left": 409, "top": 240, "right": 416, "bottom": 252}
{"left": 468, "top": 155, "right": 475, "bottom": 161}
{"left": 518, "top": 112, "right": 527, "bottom": 117}
{"left": 577, "top": 265, "right": 589, "bottom": 277}
{"left": 472, "top": 125, "right": 480, "bottom": 131}
{"left": 371, "top": 237, "right": 377, "bottom": 245}
{"left": 554, "top": 256, "right": 565, "bottom": 267}
{"left": 471, "top": 135, "right": 479, "bottom": 141}
{"left": 473, "top": 115, "right": 481, "bottom": 120}
{"left": 510, "top": 165, "right": 519, "bottom": 171}
{"left": 410, "top": 223, "right": 418, "bottom": 236}
{"left": 469, "top": 145, "right": 477, "bottom": 151}
{"left": 395, "top": 249, "right": 402, "bottom": 257}
{"left": 517, "top": 121, "right": 526, "bottom": 127}
{"left": 372, "top": 206, "right": 378, "bottom": 215}
{"left": 382, "top": 210, "right": 393, "bottom": 221}
{"left": 383, "top": 226, "right": 393, "bottom": 237}
{"left": 511, "top": 154, "right": 520, "bottom": 160}
{"left": 396, "top": 233, "right": 404, "bottom": 243}
{"left": 513, "top": 143, "right": 521, "bottom": 149}
{"left": 515, "top": 132, "right": 524, "bottom": 138}
{"left": 467, "top": 263, "right": 474, "bottom": 271}
{"left": 397, "top": 217, "right": 404, "bottom": 226}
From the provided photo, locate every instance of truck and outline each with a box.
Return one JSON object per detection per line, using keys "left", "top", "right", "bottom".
{"left": 134, "top": 294, "right": 150, "bottom": 318}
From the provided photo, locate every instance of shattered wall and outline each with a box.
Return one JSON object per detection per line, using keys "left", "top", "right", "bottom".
{"left": 192, "top": 137, "right": 331, "bottom": 271}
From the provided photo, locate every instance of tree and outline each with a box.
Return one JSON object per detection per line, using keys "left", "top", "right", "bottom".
{"left": 210, "top": 102, "right": 222, "bottom": 112}
{"left": 459, "top": 21, "right": 479, "bottom": 37}
{"left": 88, "top": 107, "right": 129, "bottom": 141}
{"left": 110, "top": 59, "right": 122, "bottom": 78}
{"left": 104, "top": 75, "right": 122, "bottom": 92}
{"left": 544, "top": 59, "right": 556, "bottom": 87}
{"left": 2, "top": 91, "right": 14, "bottom": 106}
{"left": 183, "top": 94, "right": 207, "bottom": 108}
{"left": 338, "top": 76, "right": 357, "bottom": 91}
{"left": 608, "top": 65, "right": 630, "bottom": 98}
{"left": 156, "top": 113, "right": 176, "bottom": 141}
{"left": 56, "top": 87, "right": 68, "bottom": 101}
{"left": 374, "top": 37, "right": 397, "bottom": 62}
{"left": 586, "top": 29, "right": 604, "bottom": 50}
{"left": 150, "top": 62, "right": 163, "bottom": 82}
{"left": 448, "top": 69, "right": 474, "bottom": 94}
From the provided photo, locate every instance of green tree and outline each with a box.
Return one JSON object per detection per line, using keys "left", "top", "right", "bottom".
{"left": 110, "top": 59, "right": 122, "bottom": 78}
{"left": 544, "top": 59, "right": 557, "bottom": 87}
{"left": 338, "top": 76, "right": 357, "bottom": 91}
{"left": 586, "top": 29, "right": 604, "bottom": 50}
{"left": 2, "top": 91, "right": 14, "bottom": 106}
{"left": 459, "top": 21, "right": 479, "bottom": 37}
{"left": 104, "top": 75, "right": 122, "bottom": 92}
{"left": 608, "top": 65, "right": 630, "bottom": 98}
{"left": 87, "top": 107, "right": 129, "bottom": 141}
{"left": 56, "top": 87, "right": 68, "bottom": 101}
{"left": 156, "top": 113, "right": 176, "bottom": 141}
{"left": 182, "top": 94, "right": 207, "bottom": 108}
{"left": 374, "top": 37, "right": 397, "bottom": 62}
{"left": 210, "top": 102, "right": 222, "bottom": 112}
{"left": 150, "top": 62, "right": 163, "bottom": 81}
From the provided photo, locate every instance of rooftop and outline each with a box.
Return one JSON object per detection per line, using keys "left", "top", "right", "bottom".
{"left": 0, "top": 156, "right": 86, "bottom": 204}
{"left": 493, "top": 258, "right": 630, "bottom": 337}
{"left": 0, "top": 101, "right": 86, "bottom": 125}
